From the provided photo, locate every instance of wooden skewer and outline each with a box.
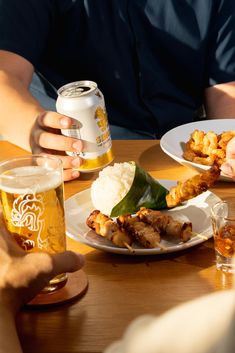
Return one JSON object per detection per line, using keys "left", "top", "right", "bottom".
{"left": 124, "top": 242, "right": 135, "bottom": 253}
{"left": 191, "top": 231, "right": 209, "bottom": 240}
{"left": 123, "top": 241, "right": 167, "bottom": 252}
{"left": 155, "top": 242, "right": 167, "bottom": 251}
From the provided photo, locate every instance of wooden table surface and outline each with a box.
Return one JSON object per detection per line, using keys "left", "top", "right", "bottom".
{"left": 0, "top": 140, "right": 234, "bottom": 353}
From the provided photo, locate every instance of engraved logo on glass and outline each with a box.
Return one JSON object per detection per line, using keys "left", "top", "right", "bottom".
{"left": 11, "top": 191, "right": 47, "bottom": 250}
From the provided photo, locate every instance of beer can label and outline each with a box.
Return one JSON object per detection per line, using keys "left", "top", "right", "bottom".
{"left": 61, "top": 105, "right": 112, "bottom": 159}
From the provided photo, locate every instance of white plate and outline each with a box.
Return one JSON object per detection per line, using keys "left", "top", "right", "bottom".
{"left": 65, "top": 180, "right": 221, "bottom": 255}
{"left": 160, "top": 119, "right": 235, "bottom": 182}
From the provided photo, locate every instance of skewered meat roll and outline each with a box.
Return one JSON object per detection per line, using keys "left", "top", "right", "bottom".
{"left": 137, "top": 207, "right": 192, "bottom": 242}
{"left": 86, "top": 210, "right": 132, "bottom": 248}
{"left": 117, "top": 214, "right": 161, "bottom": 249}
{"left": 86, "top": 208, "right": 194, "bottom": 249}
{"left": 166, "top": 164, "right": 220, "bottom": 208}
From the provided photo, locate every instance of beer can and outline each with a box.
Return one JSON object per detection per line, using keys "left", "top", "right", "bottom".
{"left": 56, "top": 80, "right": 114, "bottom": 172}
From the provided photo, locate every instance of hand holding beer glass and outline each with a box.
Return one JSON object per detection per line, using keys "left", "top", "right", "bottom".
{"left": 211, "top": 200, "right": 235, "bottom": 273}
{"left": 0, "top": 155, "right": 67, "bottom": 292}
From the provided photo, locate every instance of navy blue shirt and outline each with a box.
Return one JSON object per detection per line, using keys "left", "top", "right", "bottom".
{"left": 1, "top": 0, "right": 235, "bottom": 137}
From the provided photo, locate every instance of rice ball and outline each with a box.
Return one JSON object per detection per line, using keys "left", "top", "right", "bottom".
{"left": 90, "top": 162, "right": 135, "bottom": 215}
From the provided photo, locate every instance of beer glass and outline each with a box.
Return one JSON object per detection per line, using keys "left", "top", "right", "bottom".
{"left": 211, "top": 200, "right": 235, "bottom": 273}
{"left": 0, "top": 154, "right": 67, "bottom": 292}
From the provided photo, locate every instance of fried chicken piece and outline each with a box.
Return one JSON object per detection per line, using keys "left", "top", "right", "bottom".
{"left": 166, "top": 164, "right": 220, "bottom": 208}
{"left": 182, "top": 141, "right": 200, "bottom": 162}
{"left": 86, "top": 210, "right": 132, "bottom": 248}
{"left": 201, "top": 131, "right": 218, "bottom": 157}
{"left": 183, "top": 130, "right": 221, "bottom": 166}
{"left": 188, "top": 130, "right": 206, "bottom": 155}
{"left": 183, "top": 129, "right": 235, "bottom": 166}
{"left": 218, "top": 131, "right": 235, "bottom": 150}
{"left": 117, "top": 214, "right": 161, "bottom": 248}
{"left": 192, "top": 155, "right": 217, "bottom": 166}
{"left": 137, "top": 207, "right": 192, "bottom": 242}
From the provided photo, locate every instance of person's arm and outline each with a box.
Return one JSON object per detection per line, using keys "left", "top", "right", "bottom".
{"left": 0, "top": 214, "right": 85, "bottom": 353}
{"left": 0, "top": 50, "right": 42, "bottom": 150}
{"left": 0, "top": 50, "right": 83, "bottom": 181}
{"left": 204, "top": 82, "right": 235, "bottom": 118}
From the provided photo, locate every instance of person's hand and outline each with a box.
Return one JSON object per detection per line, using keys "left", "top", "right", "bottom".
{"left": 0, "top": 214, "right": 85, "bottom": 314}
{"left": 220, "top": 136, "right": 235, "bottom": 179}
{"left": 30, "top": 111, "right": 84, "bottom": 181}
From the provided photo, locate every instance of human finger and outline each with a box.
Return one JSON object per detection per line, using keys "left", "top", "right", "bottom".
{"left": 30, "top": 151, "right": 82, "bottom": 174}
{"left": 20, "top": 251, "right": 85, "bottom": 283}
{"left": 26, "top": 150, "right": 81, "bottom": 181}
{"left": 63, "top": 168, "right": 81, "bottom": 181}
{"left": 37, "top": 111, "right": 73, "bottom": 130}
{"left": 50, "top": 251, "right": 85, "bottom": 276}
{"left": 34, "top": 128, "right": 83, "bottom": 153}
{"left": 46, "top": 155, "right": 82, "bottom": 181}
{"left": 38, "top": 152, "right": 82, "bottom": 180}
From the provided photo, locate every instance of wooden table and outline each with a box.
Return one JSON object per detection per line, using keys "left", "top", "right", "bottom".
{"left": 0, "top": 140, "right": 234, "bottom": 353}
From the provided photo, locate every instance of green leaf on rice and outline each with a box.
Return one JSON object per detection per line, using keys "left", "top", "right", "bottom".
{"left": 110, "top": 162, "right": 169, "bottom": 217}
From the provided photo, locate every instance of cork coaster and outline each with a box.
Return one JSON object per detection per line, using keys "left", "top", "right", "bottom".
{"left": 27, "top": 270, "right": 88, "bottom": 307}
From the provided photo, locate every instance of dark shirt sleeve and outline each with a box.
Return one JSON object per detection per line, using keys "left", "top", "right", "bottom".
{"left": 0, "top": 0, "right": 55, "bottom": 66}
{"left": 207, "top": 0, "right": 235, "bottom": 86}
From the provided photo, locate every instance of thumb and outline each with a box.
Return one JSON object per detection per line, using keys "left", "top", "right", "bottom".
{"left": 5, "top": 251, "right": 85, "bottom": 288}
{"left": 51, "top": 250, "right": 85, "bottom": 277}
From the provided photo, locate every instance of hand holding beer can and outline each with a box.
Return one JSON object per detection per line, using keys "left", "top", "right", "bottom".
{"left": 0, "top": 155, "right": 67, "bottom": 293}
{"left": 56, "top": 80, "right": 114, "bottom": 172}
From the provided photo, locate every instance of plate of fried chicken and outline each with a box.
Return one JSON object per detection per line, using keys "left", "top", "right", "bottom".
{"left": 65, "top": 180, "right": 221, "bottom": 255}
{"left": 160, "top": 119, "right": 235, "bottom": 182}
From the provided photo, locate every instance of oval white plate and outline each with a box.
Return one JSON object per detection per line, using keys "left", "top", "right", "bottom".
{"left": 65, "top": 180, "right": 221, "bottom": 255}
{"left": 160, "top": 119, "right": 235, "bottom": 182}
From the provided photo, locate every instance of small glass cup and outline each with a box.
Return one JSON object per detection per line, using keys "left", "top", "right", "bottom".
{"left": 211, "top": 200, "right": 235, "bottom": 273}
{"left": 0, "top": 154, "right": 67, "bottom": 292}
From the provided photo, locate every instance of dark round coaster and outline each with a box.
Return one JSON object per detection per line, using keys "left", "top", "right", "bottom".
{"left": 27, "top": 270, "right": 88, "bottom": 307}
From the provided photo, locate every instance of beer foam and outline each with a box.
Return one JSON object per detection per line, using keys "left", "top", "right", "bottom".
{"left": 0, "top": 166, "right": 62, "bottom": 194}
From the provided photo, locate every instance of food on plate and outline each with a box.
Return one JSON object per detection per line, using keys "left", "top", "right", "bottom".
{"left": 86, "top": 207, "right": 193, "bottom": 250}
{"left": 166, "top": 164, "right": 220, "bottom": 208}
{"left": 91, "top": 161, "right": 220, "bottom": 217}
{"left": 136, "top": 207, "right": 192, "bottom": 242}
{"left": 183, "top": 129, "right": 235, "bottom": 166}
{"left": 117, "top": 213, "right": 161, "bottom": 248}
{"left": 91, "top": 161, "right": 168, "bottom": 217}
{"left": 86, "top": 209, "right": 132, "bottom": 248}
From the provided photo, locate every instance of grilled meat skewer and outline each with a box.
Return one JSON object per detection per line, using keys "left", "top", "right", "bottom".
{"left": 137, "top": 207, "right": 192, "bottom": 242}
{"left": 117, "top": 214, "right": 161, "bottom": 248}
{"left": 166, "top": 164, "right": 220, "bottom": 208}
{"left": 86, "top": 210, "right": 132, "bottom": 248}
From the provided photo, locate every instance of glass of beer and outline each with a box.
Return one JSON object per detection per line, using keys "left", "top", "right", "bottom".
{"left": 211, "top": 200, "right": 235, "bottom": 273}
{"left": 0, "top": 154, "right": 67, "bottom": 292}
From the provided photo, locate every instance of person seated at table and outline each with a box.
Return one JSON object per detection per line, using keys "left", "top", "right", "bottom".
{"left": 1, "top": 212, "right": 235, "bottom": 353}
{"left": 0, "top": 1, "right": 235, "bottom": 181}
